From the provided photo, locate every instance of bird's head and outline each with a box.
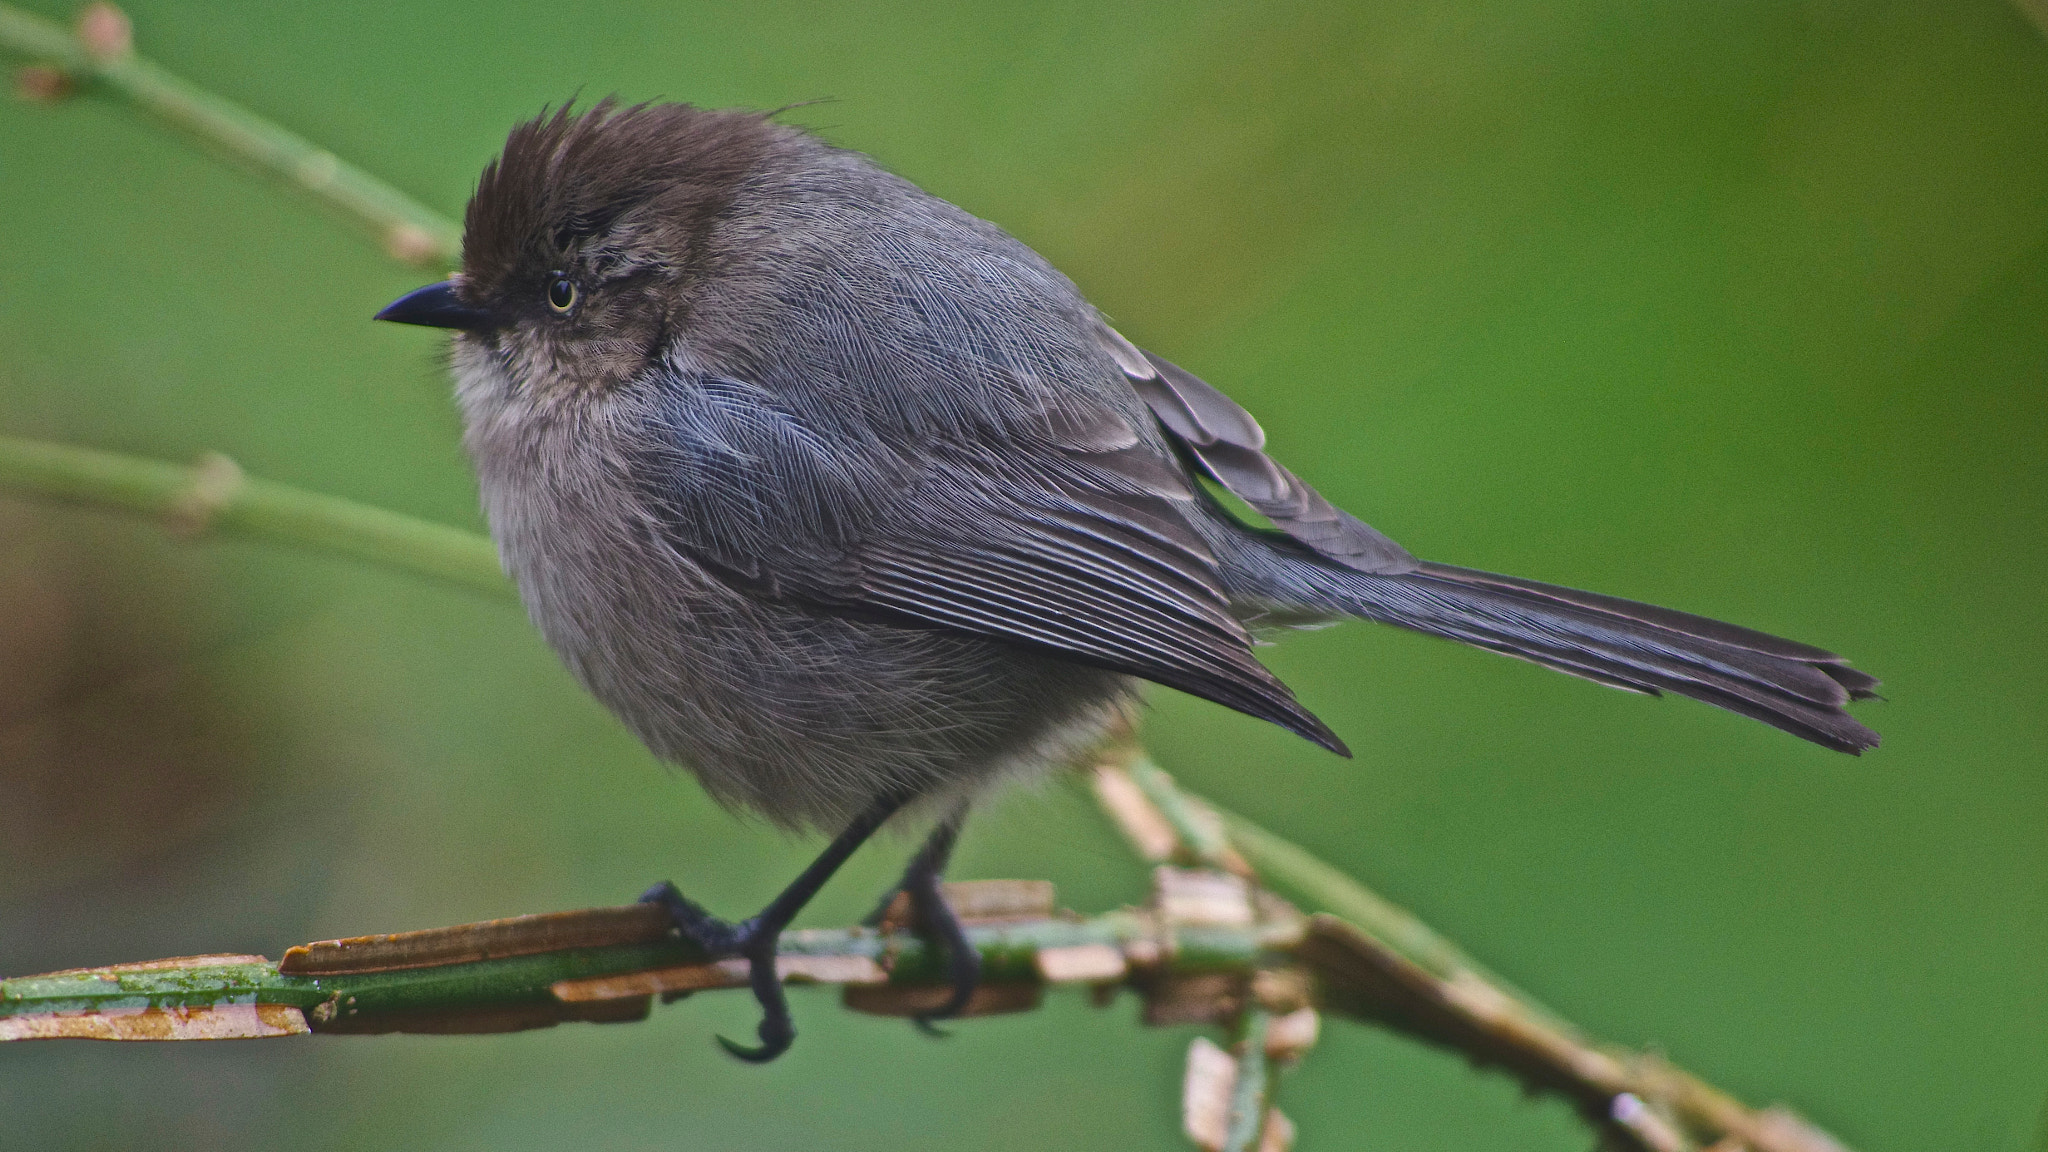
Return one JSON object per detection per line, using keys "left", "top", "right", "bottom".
{"left": 376, "top": 100, "right": 786, "bottom": 397}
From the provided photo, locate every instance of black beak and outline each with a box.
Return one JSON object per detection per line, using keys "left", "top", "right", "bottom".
{"left": 375, "top": 280, "right": 495, "bottom": 329}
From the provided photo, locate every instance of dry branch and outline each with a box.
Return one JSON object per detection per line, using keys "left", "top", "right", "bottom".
{"left": 1, "top": 877, "right": 1298, "bottom": 1040}
{"left": 1093, "top": 760, "right": 1856, "bottom": 1152}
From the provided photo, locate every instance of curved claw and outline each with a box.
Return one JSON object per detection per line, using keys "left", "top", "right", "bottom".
{"left": 711, "top": 935, "right": 799, "bottom": 1064}
{"left": 717, "top": 972, "right": 797, "bottom": 1063}
{"left": 912, "top": 962, "right": 979, "bottom": 1030}
{"left": 908, "top": 889, "right": 981, "bottom": 1031}
{"left": 717, "top": 1027, "right": 794, "bottom": 1064}
{"left": 639, "top": 881, "right": 799, "bottom": 1062}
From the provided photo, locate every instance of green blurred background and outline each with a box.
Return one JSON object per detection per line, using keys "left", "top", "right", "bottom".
{"left": 2, "top": 0, "right": 2044, "bottom": 1147}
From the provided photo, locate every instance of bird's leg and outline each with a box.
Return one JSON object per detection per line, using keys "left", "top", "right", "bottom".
{"left": 640, "top": 791, "right": 907, "bottom": 1063}
{"left": 863, "top": 803, "right": 979, "bottom": 1031}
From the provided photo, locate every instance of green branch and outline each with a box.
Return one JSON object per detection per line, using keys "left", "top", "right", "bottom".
{"left": 0, "top": 2, "right": 459, "bottom": 265}
{"left": 1098, "top": 746, "right": 1527, "bottom": 999}
{"left": 0, "top": 882, "right": 1299, "bottom": 1040}
{"left": 1093, "top": 760, "right": 1857, "bottom": 1152}
{"left": 1220, "top": 1008, "right": 1273, "bottom": 1152}
{"left": 0, "top": 870, "right": 1850, "bottom": 1152}
{"left": 0, "top": 436, "right": 507, "bottom": 596}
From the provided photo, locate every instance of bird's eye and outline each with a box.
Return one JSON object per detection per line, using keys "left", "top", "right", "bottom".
{"left": 546, "top": 275, "right": 577, "bottom": 312}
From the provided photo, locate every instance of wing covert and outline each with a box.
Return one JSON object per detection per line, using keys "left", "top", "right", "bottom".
{"left": 1098, "top": 325, "right": 1420, "bottom": 576}
{"left": 629, "top": 371, "right": 1346, "bottom": 754}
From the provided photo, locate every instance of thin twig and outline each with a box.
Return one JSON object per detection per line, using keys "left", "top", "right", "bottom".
{"left": 1125, "top": 752, "right": 1251, "bottom": 875}
{"left": 1221, "top": 1008, "right": 1273, "bottom": 1152}
{"left": 1097, "top": 757, "right": 1548, "bottom": 1017}
{"left": 1099, "top": 757, "right": 1856, "bottom": 1152}
{"left": 0, "top": 2, "right": 460, "bottom": 265}
{"left": 0, "top": 436, "right": 507, "bottom": 596}
{"left": 1, "top": 885, "right": 1299, "bottom": 1041}
{"left": 1204, "top": 790, "right": 1569, "bottom": 1032}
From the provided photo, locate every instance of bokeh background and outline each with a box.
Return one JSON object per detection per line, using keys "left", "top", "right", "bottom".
{"left": 2, "top": 0, "right": 2044, "bottom": 1148}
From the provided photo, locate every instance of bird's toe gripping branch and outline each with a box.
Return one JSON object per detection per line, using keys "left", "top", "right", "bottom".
{"left": 638, "top": 880, "right": 792, "bottom": 1062}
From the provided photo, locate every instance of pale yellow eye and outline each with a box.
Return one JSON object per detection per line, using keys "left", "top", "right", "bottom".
{"left": 546, "top": 275, "right": 577, "bottom": 312}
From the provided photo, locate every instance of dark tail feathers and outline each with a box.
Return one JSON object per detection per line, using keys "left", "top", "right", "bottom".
{"left": 1274, "top": 559, "right": 1881, "bottom": 753}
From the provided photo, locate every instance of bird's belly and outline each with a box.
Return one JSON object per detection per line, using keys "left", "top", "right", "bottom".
{"left": 488, "top": 464, "right": 1135, "bottom": 831}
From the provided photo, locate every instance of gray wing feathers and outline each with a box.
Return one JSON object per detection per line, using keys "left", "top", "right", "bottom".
{"left": 632, "top": 371, "right": 1347, "bottom": 754}
{"left": 1097, "top": 325, "right": 1418, "bottom": 575}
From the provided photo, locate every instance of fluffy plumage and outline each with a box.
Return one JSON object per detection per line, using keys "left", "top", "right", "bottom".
{"left": 443, "top": 100, "right": 1877, "bottom": 831}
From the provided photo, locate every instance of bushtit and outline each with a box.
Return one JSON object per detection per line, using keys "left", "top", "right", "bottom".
{"left": 378, "top": 100, "right": 1878, "bottom": 1062}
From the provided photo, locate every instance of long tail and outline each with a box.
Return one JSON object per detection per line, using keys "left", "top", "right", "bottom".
{"left": 1116, "top": 342, "right": 1877, "bottom": 753}
{"left": 1238, "top": 554, "right": 1881, "bottom": 754}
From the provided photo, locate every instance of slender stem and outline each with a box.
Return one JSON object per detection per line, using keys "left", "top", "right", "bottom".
{"left": 0, "top": 2, "right": 460, "bottom": 266}
{"left": 0, "top": 436, "right": 508, "bottom": 596}
{"left": 1108, "top": 760, "right": 1857, "bottom": 1152}
{"left": 1209, "top": 806, "right": 1447, "bottom": 969}
{"left": 0, "top": 901, "right": 1292, "bottom": 1039}
{"left": 1221, "top": 1008, "right": 1272, "bottom": 1152}
{"left": 1120, "top": 757, "right": 1560, "bottom": 1026}
{"left": 1204, "top": 794, "right": 1566, "bottom": 1030}
{"left": 0, "top": 3, "right": 65, "bottom": 59}
{"left": 1125, "top": 754, "right": 1244, "bottom": 873}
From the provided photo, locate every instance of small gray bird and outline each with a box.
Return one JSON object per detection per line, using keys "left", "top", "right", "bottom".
{"left": 377, "top": 100, "right": 1878, "bottom": 1062}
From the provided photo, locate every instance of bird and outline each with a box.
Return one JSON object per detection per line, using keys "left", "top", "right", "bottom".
{"left": 375, "top": 99, "right": 1879, "bottom": 1062}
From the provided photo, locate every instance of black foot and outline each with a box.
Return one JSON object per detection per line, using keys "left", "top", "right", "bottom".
{"left": 639, "top": 881, "right": 794, "bottom": 1063}
{"left": 865, "top": 808, "right": 981, "bottom": 1032}
{"left": 719, "top": 930, "right": 795, "bottom": 1063}
{"left": 904, "top": 870, "right": 981, "bottom": 1033}
{"left": 632, "top": 791, "right": 912, "bottom": 1064}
